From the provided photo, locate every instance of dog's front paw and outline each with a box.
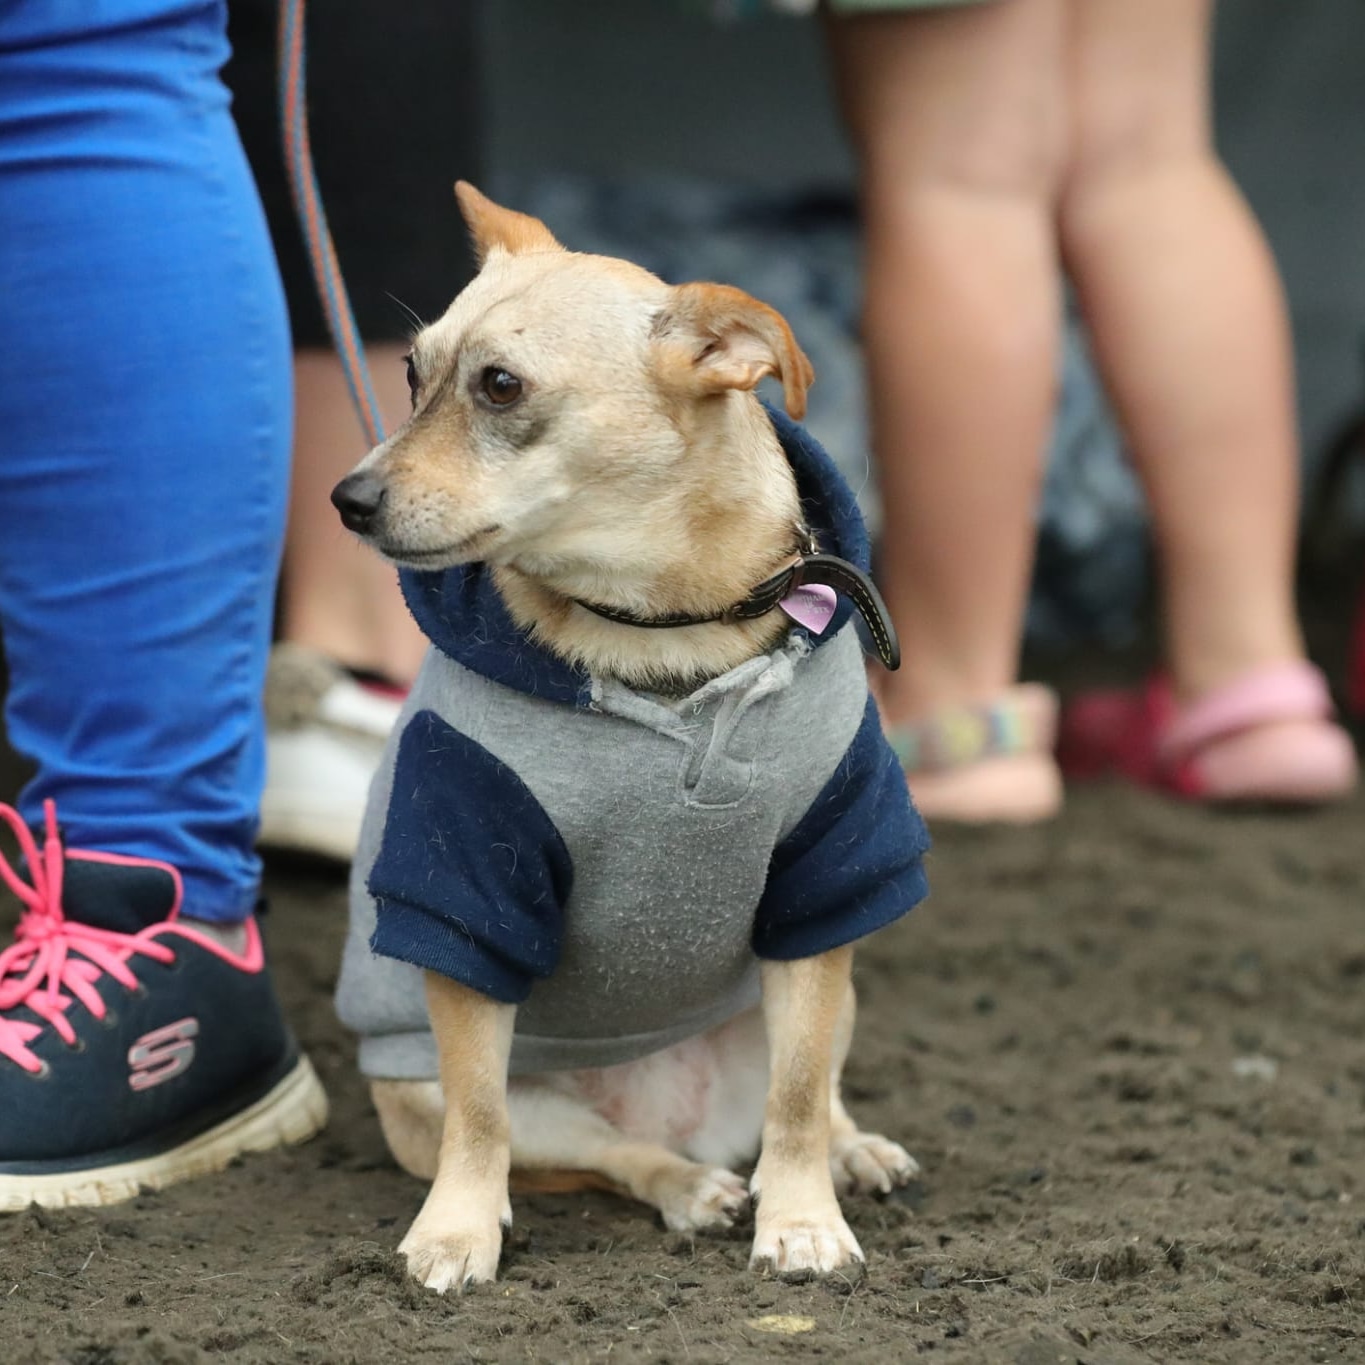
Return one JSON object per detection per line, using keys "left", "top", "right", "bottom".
{"left": 830, "top": 1131, "right": 919, "bottom": 1197}
{"left": 749, "top": 1207, "right": 864, "bottom": 1281}
{"left": 749, "top": 1213, "right": 865, "bottom": 1280}
{"left": 399, "top": 1214, "right": 506, "bottom": 1293}
{"left": 657, "top": 1166, "right": 749, "bottom": 1233}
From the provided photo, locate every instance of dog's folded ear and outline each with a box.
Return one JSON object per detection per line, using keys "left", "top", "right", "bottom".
{"left": 455, "top": 181, "right": 563, "bottom": 266}
{"left": 651, "top": 283, "right": 815, "bottom": 421}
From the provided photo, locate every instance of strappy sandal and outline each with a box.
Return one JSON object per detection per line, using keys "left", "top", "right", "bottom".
{"left": 885, "top": 683, "right": 1063, "bottom": 824}
{"left": 1058, "top": 661, "right": 1357, "bottom": 804}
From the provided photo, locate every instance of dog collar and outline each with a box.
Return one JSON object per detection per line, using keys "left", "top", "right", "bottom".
{"left": 570, "top": 530, "right": 901, "bottom": 671}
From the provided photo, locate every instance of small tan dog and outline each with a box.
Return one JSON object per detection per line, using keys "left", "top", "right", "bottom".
{"left": 331, "top": 184, "right": 930, "bottom": 1292}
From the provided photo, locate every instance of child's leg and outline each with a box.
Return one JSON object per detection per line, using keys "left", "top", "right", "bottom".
{"left": 1059, "top": 0, "right": 1300, "bottom": 698}
{"left": 825, "top": 0, "right": 1068, "bottom": 819}
{"left": 1057, "top": 0, "right": 1355, "bottom": 799}
{"left": 281, "top": 346, "right": 428, "bottom": 685}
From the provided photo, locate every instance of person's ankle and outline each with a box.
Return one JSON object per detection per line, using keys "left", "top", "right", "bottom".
{"left": 1166, "top": 642, "right": 1309, "bottom": 705}
{"left": 874, "top": 675, "right": 1022, "bottom": 731}
{"left": 180, "top": 917, "right": 250, "bottom": 955}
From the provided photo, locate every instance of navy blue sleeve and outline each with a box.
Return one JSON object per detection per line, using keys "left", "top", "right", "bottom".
{"left": 367, "top": 709, "right": 573, "bottom": 1003}
{"left": 753, "top": 696, "right": 930, "bottom": 960}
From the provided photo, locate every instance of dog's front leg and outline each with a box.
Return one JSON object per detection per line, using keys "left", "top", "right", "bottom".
{"left": 749, "top": 944, "right": 863, "bottom": 1278}
{"left": 398, "top": 971, "right": 515, "bottom": 1293}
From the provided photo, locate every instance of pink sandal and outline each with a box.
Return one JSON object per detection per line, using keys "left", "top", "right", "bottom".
{"left": 1058, "top": 661, "right": 1358, "bottom": 804}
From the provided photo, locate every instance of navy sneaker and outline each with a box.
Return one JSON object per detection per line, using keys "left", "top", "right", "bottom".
{"left": 0, "top": 800, "right": 327, "bottom": 1210}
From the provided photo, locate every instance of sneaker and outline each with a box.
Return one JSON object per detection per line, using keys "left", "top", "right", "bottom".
{"left": 0, "top": 800, "right": 328, "bottom": 1210}
{"left": 259, "top": 643, "right": 404, "bottom": 862}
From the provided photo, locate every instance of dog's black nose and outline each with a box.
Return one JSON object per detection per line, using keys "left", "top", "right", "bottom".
{"left": 331, "top": 472, "right": 386, "bottom": 534}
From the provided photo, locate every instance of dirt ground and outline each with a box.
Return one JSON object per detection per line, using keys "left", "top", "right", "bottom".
{"left": 3, "top": 712, "right": 1365, "bottom": 1363}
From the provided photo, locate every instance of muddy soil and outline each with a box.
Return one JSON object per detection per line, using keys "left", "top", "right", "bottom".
{"left": 3, "top": 748, "right": 1365, "bottom": 1363}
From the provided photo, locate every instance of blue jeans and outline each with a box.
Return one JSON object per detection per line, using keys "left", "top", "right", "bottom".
{"left": 0, "top": 1, "right": 292, "bottom": 921}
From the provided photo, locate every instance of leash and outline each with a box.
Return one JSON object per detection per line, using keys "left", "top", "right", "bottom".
{"left": 278, "top": 0, "right": 387, "bottom": 449}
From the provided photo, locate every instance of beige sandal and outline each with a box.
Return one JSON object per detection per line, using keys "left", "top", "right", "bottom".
{"left": 884, "top": 683, "right": 1063, "bottom": 824}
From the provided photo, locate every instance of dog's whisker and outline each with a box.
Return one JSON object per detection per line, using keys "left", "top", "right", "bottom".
{"left": 385, "top": 291, "right": 426, "bottom": 334}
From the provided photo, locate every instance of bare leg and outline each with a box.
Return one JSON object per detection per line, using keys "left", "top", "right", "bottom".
{"left": 826, "top": 0, "right": 1068, "bottom": 820}
{"left": 1059, "top": 0, "right": 1302, "bottom": 699}
{"left": 281, "top": 345, "right": 428, "bottom": 684}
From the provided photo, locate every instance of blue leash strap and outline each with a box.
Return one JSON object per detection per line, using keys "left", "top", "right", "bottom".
{"left": 278, "top": 0, "right": 388, "bottom": 449}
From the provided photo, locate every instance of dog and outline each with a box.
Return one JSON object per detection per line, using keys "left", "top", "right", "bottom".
{"left": 330, "top": 183, "right": 931, "bottom": 1293}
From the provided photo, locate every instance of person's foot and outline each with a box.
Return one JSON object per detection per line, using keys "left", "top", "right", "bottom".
{"left": 0, "top": 801, "right": 327, "bottom": 1210}
{"left": 884, "top": 683, "right": 1063, "bottom": 824}
{"left": 259, "top": 643, "right": 405, "bottom": 863}
{"left": 1058, "top": 662, "right": 1358, "bottom": 804}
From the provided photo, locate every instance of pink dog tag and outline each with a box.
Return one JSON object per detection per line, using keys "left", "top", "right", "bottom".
{"left": 779, "top": 583, "right": 838, "bottom": 636}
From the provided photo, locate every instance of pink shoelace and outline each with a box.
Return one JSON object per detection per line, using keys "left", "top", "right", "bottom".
{"left": 0, "top": 800, "right": 175, "bottom": 1075}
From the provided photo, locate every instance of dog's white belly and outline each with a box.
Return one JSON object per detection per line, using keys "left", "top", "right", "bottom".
{"left": 536, "top": 1006, "right": 769, "bottom": 1169}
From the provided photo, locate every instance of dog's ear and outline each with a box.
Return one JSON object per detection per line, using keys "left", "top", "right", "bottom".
{"left": 454, "top": 181, "right": 562, "bottom": 266}
{"left": 651, "top": 282, "right": 815, "bottom": 420}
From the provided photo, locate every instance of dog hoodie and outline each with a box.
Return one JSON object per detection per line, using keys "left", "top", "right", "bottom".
{"left": 336, "top": 408, "right": 930, "bottom": 1079}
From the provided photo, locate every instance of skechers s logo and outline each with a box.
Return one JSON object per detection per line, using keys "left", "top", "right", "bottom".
{"left": 128, "top": 1018, "right": 199, "bottom": 1091}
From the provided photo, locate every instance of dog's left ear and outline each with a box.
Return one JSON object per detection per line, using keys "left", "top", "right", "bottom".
{"left": 652, "top": 282, "right": 815, "bottom": 420}
{"left": 454, "top": 181, "right": 563, "bottom": 266}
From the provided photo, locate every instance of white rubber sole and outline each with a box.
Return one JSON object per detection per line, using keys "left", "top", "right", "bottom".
{"left": 259, "top": 727, "right": 382, "bottom": 862}
{"left": 0, "top": 1056, "right": 329, "bottom": 1212}
{"left": 256, "top": 804, "right": 362, "bottom": 863}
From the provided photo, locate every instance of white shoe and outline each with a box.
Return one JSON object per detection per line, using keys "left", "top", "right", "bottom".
{"left": 258, "top": 644, "right": 403, "bottom": 862}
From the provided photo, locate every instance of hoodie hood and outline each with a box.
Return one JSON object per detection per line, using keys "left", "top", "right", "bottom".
{"left": 399, "top": 405, "right": 870, "bottom": 706}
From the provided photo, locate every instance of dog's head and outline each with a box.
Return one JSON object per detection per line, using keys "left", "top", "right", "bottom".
{"left": 331, "top": 183, "right": 814, "bottom": 575}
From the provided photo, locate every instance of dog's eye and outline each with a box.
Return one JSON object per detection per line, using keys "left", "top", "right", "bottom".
{"left": 480, "top": 367, "right": 523, "bottom": 407}
{"left": 403, "top": 353, "right": 419, "bottom": 403}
